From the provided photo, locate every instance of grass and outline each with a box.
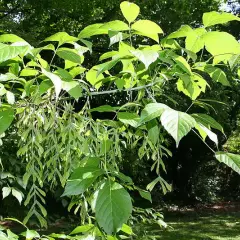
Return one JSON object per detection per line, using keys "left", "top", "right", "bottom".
{"left": 135, "top": 212, "right": 240, "bottom": 240}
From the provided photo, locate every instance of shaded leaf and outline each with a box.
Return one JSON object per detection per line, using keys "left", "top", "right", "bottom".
{"left": 62, "top": 166, "right": 104, "bottom": 196}
{"left": 94, "top": 180, "right": 132, "bottom": 234}
{"left": 0, "top": 105, "right": 14, "bottom": 135}
{"left": 117, "top": 112, "right": 140, "bottom": 128}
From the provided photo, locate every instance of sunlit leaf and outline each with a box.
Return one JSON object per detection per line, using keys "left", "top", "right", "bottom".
{"left": 130, "top": 49, "right": 158, "bottom": 69}
{"left": 0, "top": 43, "right": 28, "bottom": 63}
{"left": 195, "top": 123, "right": 218, "bottom": 145}
{"left": 100, "top": 20, "right": 129, "bottom": 32}
{"left": 120, "top": 1, "right": 140, "bottom": 23}
{"left": 161, "top": 109, "right": 196, "bottom": 146}
{"left": 44, "top": 32, "right": 78, "bottom": 46}
{"left": 86, "top": 68, "right": 104, "bottom": 89}
{"left": 132, "top": 20, "right": 163, "bottom": 42}
{"left": 185, "top": 28, "right": 206, "bottom": 53}
{"left": 41, "top": 68, "right": 62, "bottom": 99}
{"left": 2, "top": 187, "right": 11, "bottom": 199}
{"left": 203, "top": 11, "right": 240, "bottom": 28}
{"left": 140, "top": 103, "right": 169, "bottom": 124}
{"left": 57, "top": 48, "right": 83, "bottom": 64}
{"left": 78, "top": 24, "right": 108, "bottom": 39}
{"left": 167, "top": 25, "right": 193, "bottom": 39}
{"left": 11, "top": 188, "right": 23, "bottom": 204}
{"left": 203, "top": 32, "right": 240, "bottom": 64}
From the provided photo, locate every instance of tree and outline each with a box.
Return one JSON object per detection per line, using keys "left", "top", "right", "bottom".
{"left": 0, "top": 1, "right": 240, "bottom": 238}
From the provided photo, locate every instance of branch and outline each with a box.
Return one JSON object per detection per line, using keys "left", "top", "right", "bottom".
{"left": 89, "top": 82, "right": 158, "bottom": 96}
{"left": 59, "top": 81, "right": 159, "bottom": 101}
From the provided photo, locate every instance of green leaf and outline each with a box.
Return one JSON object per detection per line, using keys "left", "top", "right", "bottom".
{"left": 138, "top": 189, "right": 152, "bottom": 203}
{"left": 22, "top": 229, "right": 40, "bottom": 240}
{"left": 167, "top": 25, "right": 193, "bottom": 39}
{"left": 41, "top": 68, "right": 62, "bottom": 99}
{"left": 86, "top": 68, "right": 104, "bottom": 89}
{"left": 0, "top": 34, "right": 25, "bottom": 43}
{"left": 120, "top": 1, "right": 140, "bottom": 23}
{"left": 117, "top": 112, "right": 140, "bottom": 128}
{"left": 173, "top": 55, "right": 192, "bottom": 75}
{"left": 44, "top": 32, "right": 78, "bottom": 46}
{"left": 0, "top": 43, "right": 28, "bottom": 63}
{"left": 11, "top": 188, "right": 23, "bottom": 204}
{"left": 185, "top": 28, "right": 206, "bottom": 53}
{"left": 203, "top": 11, "right": 240, "bottom": 28}
{"left": 146, "top": 176, "right": 171, "bottom": 194}
{"left": 191, "top": 113, "right": 224, "bottom": 133}
{"left": 94, "top": 180, "right": 132, "bottom": 234}
{"left": 7, "top": 229, "right": 18, "bottom": 239}
{"left": 100, "top": 51, "right": 118, "bottom": 61}
{"left": 132, "top": 20, "right": 163, "bottom": 35}
{"left": 130, "top": 49, "right": 158, "bottom": 69}
{"left": 109, "top": 31, "right": 128, "bottom": 46}
{"left": 0, "top": 105, "right": 14, "bottom": 135}
{"left": 132, "top": 20, "right": 163, "bottom": 42}
{"left": 31, "top": 44, "right": 55, "bottom": 56}
{"left": 100, "top": 20, "right": 129, "bottom": 32}
{"left": 2, "top": 187, "right": 11, "bottom": 199}
{"left": 195, "top": 123, "right": 218, "bottom": 145}
{"left": 90, "top": 105, "right": 118, "bottom": 112}
{"left": 97, "top": 58, "right": 120, "bottom": 76}
{"left": 204, "top": 65, "right": 230, "bottom": 86}
{"left": 161, "top": 109, "right": 196, "bottom": 146}
{"left": 62, "top": 81, "right": 82, "bottom": 100}
{"left": 177, "top": 73, "right": 208, "bottom": 100}
{"left": 203, "top": 32, "right": 240, "bottom": 64}
{"left": 147, "top": 120, "right": 159, "bottom": 145}
{"left": 62, "top": 166, "right": 104, "bottom": 196}
{"left": 39, "top": 79, "right": 53, "bottom": 95}
{"left": 6, "top": 91, "right": 15, "bottom": 105}
{"left": 20, "top": 68, "right": 39, "bottom": 77}
{"left": 121, "top": 224, "right": 133, "bottom": 235}
{"left": 57, "top": 48, "right": 83, "bottom": 64}
{"left": 78, "top": 24, "right": 108, "bottom": 39}
{"left": 9, "top": 63, "right": 20, "bottom": 76}
{"left": 140, "top": 103, "right": 169, "bottom": 124}
{"left": 0, "top": 73, "right": 17, "bottom": 82}
{"left": 70, "top": 224, "right": 94, "bottom": 235}
{"left": 215, "top": 152, "right": 240, "bottom": 174}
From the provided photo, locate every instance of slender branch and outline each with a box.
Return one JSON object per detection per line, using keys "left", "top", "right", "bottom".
{"left": 89, "top": 81, "right": 158, "bottom": 96}
{"left": 58, "top": 81, "right": 159, "bottom": 101}
{"left": 185, "top": 102, "right": 194, "bottom": 113}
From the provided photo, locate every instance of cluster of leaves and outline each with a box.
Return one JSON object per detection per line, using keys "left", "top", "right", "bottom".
{"left": 0, "top": 217, "right": 136, "bottom": 240}
{"left": 0, "top": 1, "right": 240, "bottom": 238}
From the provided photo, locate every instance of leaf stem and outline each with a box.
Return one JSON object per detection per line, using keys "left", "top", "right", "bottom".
{"left": 192, "top": 129, "right": 215, "bottom": 154}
